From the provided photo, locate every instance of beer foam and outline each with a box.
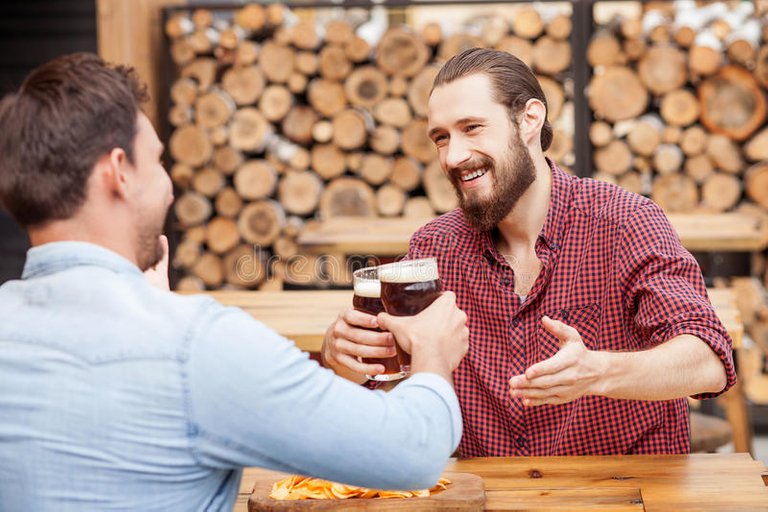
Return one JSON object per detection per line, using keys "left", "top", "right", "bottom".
{"left": 378, "top": 259, "right": 439, "bottom": 283}
{"left": 353, "top": 279, "right": 381, "bottom": 298}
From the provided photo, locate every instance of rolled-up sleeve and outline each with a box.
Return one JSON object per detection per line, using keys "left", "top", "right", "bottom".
{"left": 183, "top": 303, "right": 462, "bottom": 490}
{"left": 619, "top": 202, "right": 736, "bottom": 399}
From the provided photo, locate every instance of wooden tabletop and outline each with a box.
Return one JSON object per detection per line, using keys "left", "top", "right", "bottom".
{"left": 297, "top": 213, "right": 768, "bottom": 256}
{"left": 195, "top": 287, "right": 742, "bottom": 352}
{"left": 236, "top": 453, "right": 768, "bottom": 511}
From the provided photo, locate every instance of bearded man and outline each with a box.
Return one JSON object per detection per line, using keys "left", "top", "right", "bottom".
{"left": 322, "top": 48, "right": 734, "bottom": 456}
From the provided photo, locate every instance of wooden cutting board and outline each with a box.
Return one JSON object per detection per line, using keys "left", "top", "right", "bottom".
{"left": 248, "top": 471, "right": 485, "bottom": 511}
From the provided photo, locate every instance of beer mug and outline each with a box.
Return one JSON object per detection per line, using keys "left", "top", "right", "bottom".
{"left": 352, "top": 266, "right": 407, "bottom": 381}
{"left": 377, "top": 258, "right": 442, "bottom": 377}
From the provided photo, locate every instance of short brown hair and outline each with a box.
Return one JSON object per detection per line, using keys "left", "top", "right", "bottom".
{"left": 432, "top": 48, "right": 553, "bottom": 151}
{"left": 0, "top": 52, "right": 148, "bottom": 228}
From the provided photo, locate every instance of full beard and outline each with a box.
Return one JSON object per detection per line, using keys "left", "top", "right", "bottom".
{"left": 449, "top": 134, "right": 536, "bottom": 232}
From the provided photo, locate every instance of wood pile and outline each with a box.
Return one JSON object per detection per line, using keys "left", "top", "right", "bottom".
{"left": 165, "top": 3, "right": 574, "bottom": 290}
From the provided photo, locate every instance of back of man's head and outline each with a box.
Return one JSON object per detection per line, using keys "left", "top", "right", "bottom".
{"left": 0, "top": 52, "right": 148, "bottom": 228}
{"left": 432, "top": 47, "right": 553, "bottom": 151}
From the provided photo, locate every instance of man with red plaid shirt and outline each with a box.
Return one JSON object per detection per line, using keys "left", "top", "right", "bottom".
{"left": 322, "top": 48, "right": 734, "bottom": 456}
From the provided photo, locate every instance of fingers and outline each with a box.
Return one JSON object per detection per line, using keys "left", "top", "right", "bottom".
{"left": 158, "top": 234, "right": 169, "bottom": 256}
{"left": 525, "top": 350, "right": 571, "bottom": 379}
{"left": 334, "top": 318, "right": 393, "bottom": 348}
{"left": 333, "top": 353, "right": 387, "bottom": 376}
{"left": 341, "top": 308, "right": 380, "bottom": 330}
{"left": 541, "top": 315, "right": 580, "bottom": 344}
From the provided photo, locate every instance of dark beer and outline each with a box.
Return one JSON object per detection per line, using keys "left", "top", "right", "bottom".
{"left": 353, "top": 268, "right": 406, "bottom": 381}
{"left": 379, "top": 259, "right": 442, "bottom": 375}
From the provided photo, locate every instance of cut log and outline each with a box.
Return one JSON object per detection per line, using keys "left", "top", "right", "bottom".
{"left": 390, "top": 157, "right": 423, "bottom": 192}
{"left": 319, "top": 45, "right": 352, "bottom": 81}
{"left": 637, "top": 46, "right": 687, "bottom": 95}
{"left": 681, "top": 125, "right": 709, "bottom": 156}
{"left": 424, "top": 160, "right": 458, "bottom": 213}
{"left": 706, "top": 134, "right": 744, "bottom": 174}
{"left": 175, "top": 275, "right": 205, "bottom": 292}
{"left": 660, "top": 89, "right": 699, "bottom": 127}
{"left": 745, "top": 128, "right": 768, "bottom": 162}
{"left": 589, "top": 121, "right": 613, "bottom": 147}
{"left": 222, "top": 66, "right": 265, "bottom": 106}
{"left": 185, "top": 225, "right": 207, "bottom": 243}
{"left": 623, "top": 37, "right": 647, "bottom": 62}
{"left": 265, "top": 3, "right": 285, "bottom": 27}
{"left": 726, "top": 19, "right": 761, "bottom": 66}
{"left": 358, "top": 154, "right": 393, "bottom": 186}
{"left": 547, "top": 14, "right": 572, "bottom": 40}
{"left": 235, "top": 41, "right": 259, "bottom": 67}
{"left": 731, "top": 277, "right": 768, "bottom": 326}
{"left": 258, "top": 85, "right": 293, "bottom": 122}
{"left": 376, "top": 184, "right": 407, "bottom": 217}
{"left": 215, "top": 187, "right": 243, "bottom": 218}
{"left": 511, "top": 6, "right": 544, "bottom": 39}
{"left": 287, "top": 146, "right": 310, "bottom": 171}
{"left": 234, "top": 4, "right": 266, "bottom": 31}
{"left": 633, "top": 156, "right": 652, "bottom": 174}
{"left": 537, "top": 75, "right": 565, "bottom": 122}
{"left": 344, "top": 66, "right": 388, "bottom": 108}
{"left": 281, "top": 105, "right": 318, "bottom": 145}
{"left": 377, "top": 28, "right": 430, "bottom": 77}
{"left": 170, "top": 38, "right": 195, "bottom": 66}
{"left": 206, "top": 216, "right": 240, "bottom": 254}
{"left": 701, "top": 173, "right": 742, "bottom": 212}
{"left": 312, "top": 120, "right": 334, "bottom": 143}
{"left": 237, "top": 200, "right": 286, "bottom": 245}
{"left": 587, "top": 33, "right": 621, "bottom": 68}
{"left": 218, "top": 27, "right": 245, "bottom": 51}
{"left": 229, "top": 108, "right": 273, "bottom": 152}
{"left": 699, "top": 66, "right": 766, "bottom": 141}
{"left": 479, "top": 17, "right": 508, "bottom": 47}
{"left": 234, "top": 160, "right": 278, "bottom": 200}
{"left": 684, "top": 153, "right": 715, "bottom": 184}
{"left": 402, "top": 119, "right": 437, "bottom": 164}
{"left": 325, "top": 19, "right": 355, "bottom": 46}
{"left": 171, "top": 163, "right": 194, "bottom": 188}
{"left": 371, "top": 125, "right": 400, "bottom": 155}
{"left": 191, "top": 252, "right": 223, "bottom": 288}
{"left": 627, "top": 115, "right": 663, "bottom": 156}
{"left": 307, "top": 79, "right": 347, "bottom": 118}
{"left": 439, "top": 34, "right": 484, "bottom": 61}
{"left": 651, "top": 174, "right": 698, "bottom": 213}
{"left": 175, "top": 191, "right": 212, "bottom": 227}
{"left": 532, "top": 36, "right": 571, "bottom": 75}
{"left": 294, "top": 51, "right": 319, "bottom": 76}
{"left": 618, "top": 171, "right": 646, "bottom": 195}
{"left": 408, "top": 65, "right": 440, "bottom": 118}
{"left": 181, "top": 58, "right": 218, "bottom": 92}
{"left": 273, "top": 235, "right": 299, "bottom": 259}
{"left": 689, "top": 39, "right": 722, "bottom": 77}
{"left": 223, "top": 244, "right": 267, "bottom": 288}
{"left": 278, "top": 170, "right": 323, "bottom": 216}
{"left": 403, "top": 196, "right": 435, "bottom": 218}
{"left": 282, "top": 216, "right": 305, "bottom": 239}
{"left": 168, "top": 105, "right": 192, "bottom": 127}
{"left": 282, "top": 254, "right": 323, "bottom": 287}
{"left": 388, "top": 76, "right": 409, "bottom": 98}
{"left": 745, "top": 163, "right": 768, "bottom": 209}
{"left": 287, "top": 74, "right": 306, "bottom": 96}
{"left": 755, "top": 46, "right": 768, "bottom": 89}
{"left": 195, "top": 89, "right": 235, "bottom": 128}
{"left": 588, "top": 67, "right": 649, "bottom": 122}
{"left": 345, "top": 35, "right": 371, "bottom": 63}
{"left": 291, "top": 19, "right": 321, "bottom": 51}
{"left": 325, "top": 252, "right": 353, "bottom": 287}
{"left": 311, "top": 144, "right": 346, "bottom": 180}
{"left": 346, "top": 152, "right": 364, "bottom": 173}
{"left": 171, "top": 78, "right": 198, "bottom": 106}
{"left": 620, "top": 19, "right": 642, "bottom": 41}
{"left": 173, "top": 238, "right": 201, "bottom": 270}
{"left": 653, "top": 144, "right": 684, "bottom": 175}
{"left": 319, "top": 177, "right": 377, "bottom": 219}
{"left": 332, "top": 109, "right": 370, "bottom": 151}
{"left": 546, "top": 128, "right": 573, "bottom": 163}
{"left": 165, "top": 12, "right": 194, "bottom": 38}
{"left": 421, "top": 22, "right": 443, "bottom": 46}
{"left": 259, "top": 42, "right": 294, "bottom": 84}
{"left": 496, "top": 36, "right": 534, "bottom": 67}
{"left": 192, "top": 167, "right": 225, "bottom": 197}
{"left": 373, "top": 97, "right": 412, "bottom": 128}
{"left": 212, "top": 145, "right": 243, "bottom": 176}
{"left": 208, "top": 125, "right": 229, "bottom": 146}
{"left": 594, "top": 139, "right": 633, "bottom": 176}
{"left": 170, "top": 124, "right": 213, "bottom": 167}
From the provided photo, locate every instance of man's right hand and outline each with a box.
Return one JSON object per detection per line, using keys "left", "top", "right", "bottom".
{"left": 321, "top": 309, "right": 398, "bottom": 384}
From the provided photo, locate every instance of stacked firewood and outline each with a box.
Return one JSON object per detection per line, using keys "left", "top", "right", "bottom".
{"left": 165, "top": 3, "right": 574, "bottom": 290}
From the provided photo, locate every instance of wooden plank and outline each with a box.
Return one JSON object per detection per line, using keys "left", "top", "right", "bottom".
{"left": 487, "top": 487, "right": 643, "bottom": 511}
{"left": 667, "top": 213, "right": 768, "bottom": 252}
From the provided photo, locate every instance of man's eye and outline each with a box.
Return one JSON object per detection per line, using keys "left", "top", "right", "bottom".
{"left": 465, "top": 124, "right": 480, "bottom": 132}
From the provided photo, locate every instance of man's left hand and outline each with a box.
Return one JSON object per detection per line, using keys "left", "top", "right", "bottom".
{"left": 144, "top": 235, "right": 170, "bottom": 291}
{"left": 509, "top": 315, "right": 605, "bottom": 406}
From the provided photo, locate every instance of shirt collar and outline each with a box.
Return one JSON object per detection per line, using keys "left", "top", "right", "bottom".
{"left": 22, "top": 241, "right": 144, "bottom": 280}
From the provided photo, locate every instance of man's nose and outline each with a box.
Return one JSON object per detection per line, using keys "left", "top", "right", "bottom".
{"left": 445, "top": 137, "right": 472, "bottom": 170}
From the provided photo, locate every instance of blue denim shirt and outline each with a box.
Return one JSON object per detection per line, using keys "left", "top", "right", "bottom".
{"left": 0, "top": 242, "right": 462, "bottom": 511}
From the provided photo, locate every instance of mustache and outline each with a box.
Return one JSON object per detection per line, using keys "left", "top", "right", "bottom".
{"left": 447, "top": 156, "right": 494, "bottom": 179}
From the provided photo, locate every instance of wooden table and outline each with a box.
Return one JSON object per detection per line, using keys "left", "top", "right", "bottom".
{"left": 236, "top": 453, "right": 768, "bottom": 511}
{"left": 297, "top": 213, "right": 768, "bottom": 256}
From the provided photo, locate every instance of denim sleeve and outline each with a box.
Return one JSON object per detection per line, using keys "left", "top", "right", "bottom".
{"left": 184, "top": 304, "right": 462, "bottom": 490}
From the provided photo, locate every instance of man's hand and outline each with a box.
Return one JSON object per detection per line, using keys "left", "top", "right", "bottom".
{"left": 509, "top": 316, "right": 605, "bottom": 406}
{"left": 144, "top": 235, "right": 170, "bottom": 291}
{"left": 321, "top": 308, "right": 397, "bottom": 382}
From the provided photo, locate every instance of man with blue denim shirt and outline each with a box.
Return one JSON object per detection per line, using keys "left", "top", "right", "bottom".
{"left": 0, "top": 53, "right": 469, "bottom": 511}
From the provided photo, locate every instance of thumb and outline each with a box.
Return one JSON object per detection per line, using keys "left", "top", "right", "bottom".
{"left": 159, "top": 234, "right": 169, "bottom": 256}
{"left": 541, "top": 315, "right": 579, "bottom": 344}
{"left": 376, "top": 312, "right": 398, "bottom": 334}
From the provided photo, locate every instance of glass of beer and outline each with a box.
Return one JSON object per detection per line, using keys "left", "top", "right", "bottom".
{"left": 378, "top": 258, "right": 442, "bottom": 376}
{"left": 352, "top": 266, "right": 406, "bottom": 381}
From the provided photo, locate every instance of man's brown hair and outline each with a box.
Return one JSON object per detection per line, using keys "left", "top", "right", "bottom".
{"left": 0, "top": 52, "right": 148, "bottom": 228}
{"left": 432, "top": 47, "right": 553, "bottom": 151}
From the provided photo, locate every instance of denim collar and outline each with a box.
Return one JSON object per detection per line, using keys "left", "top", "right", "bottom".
{"left": 22, "top": 242, "right": 144, "bottom": 280}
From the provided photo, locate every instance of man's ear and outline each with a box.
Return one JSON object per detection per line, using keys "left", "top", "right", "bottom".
{"left": 518, "top": 98, "right": 546, "bottom": 147}
{"left": 97, "top": 147, "right": 130, "bottom": 199}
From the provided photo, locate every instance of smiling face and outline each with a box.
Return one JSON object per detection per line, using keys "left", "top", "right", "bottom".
{"left": 427, "top": 73, "right": 536, "bottom": 232}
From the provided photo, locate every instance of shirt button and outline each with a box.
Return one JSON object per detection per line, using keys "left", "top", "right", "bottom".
{"left": 515, "top": 436, "right": 526, "bottom": 448}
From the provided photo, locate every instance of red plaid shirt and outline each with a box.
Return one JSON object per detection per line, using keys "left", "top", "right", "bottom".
{"left": 408, "top": 162, "right": 736, "bottom": 456}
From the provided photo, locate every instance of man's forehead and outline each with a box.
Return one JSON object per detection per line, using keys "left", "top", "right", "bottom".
{"left": 428, "top": 73, "right": 498, "bottom": 127}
